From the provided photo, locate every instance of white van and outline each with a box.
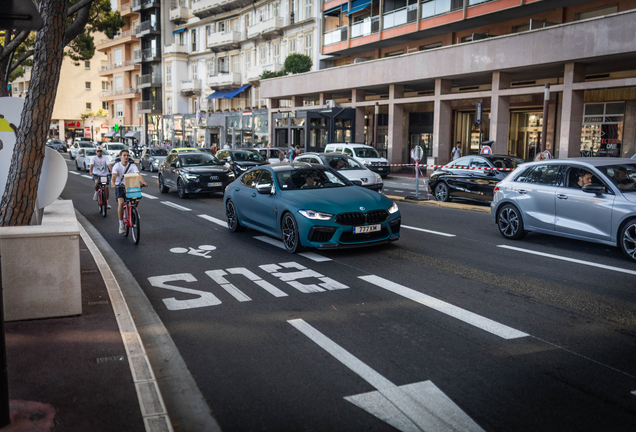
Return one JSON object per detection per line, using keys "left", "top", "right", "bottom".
{"left": 324, "top": 143, "right": 390, "bottom": 178}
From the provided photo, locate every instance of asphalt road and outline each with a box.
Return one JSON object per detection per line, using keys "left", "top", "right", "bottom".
{"left": 61, "top": 155, "right": 636, "bottom": 432}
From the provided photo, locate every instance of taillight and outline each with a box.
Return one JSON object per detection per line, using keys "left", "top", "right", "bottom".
{"left": 493, "top": 186, "right": 500, "bottom": 194}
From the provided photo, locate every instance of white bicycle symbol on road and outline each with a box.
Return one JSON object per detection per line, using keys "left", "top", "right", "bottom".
{"left": 170, "top": 245, "right": 217, "bottom": 259}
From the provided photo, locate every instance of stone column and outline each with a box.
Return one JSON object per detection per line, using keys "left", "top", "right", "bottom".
{"left": 58, "top": 119, "right": 65, "bottom": 141}
{"left": 388, "top": 85, "right": 404, "bottom": 170}
{"left": 352, "top": 89, "right": 366, "bottom": 143}
{"left": 489, "top": 71, "right": 510, "bottom": 155}
{"left": 433, "top": 79, "right": 452, "bottom": 165}
{"left": 268, "top": 98, "right": 280, "bottom": 147}
{"left": 623, "top": 100, "right": 636, "bottom": 157}
{"left": 291, "top": 95, "right": 303, "bottom": 108}
{"left": 559, "top": 63, "right": 586, "bottom": 158}
{"left": 319, "top": 92, "right": 332, "bottom": 106}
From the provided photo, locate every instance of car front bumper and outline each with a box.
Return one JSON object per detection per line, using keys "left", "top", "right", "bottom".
{"left": 297, "top": 214, "right": 401, "bottom": 249}
{"left": 367, "top": 165, "right": 390, "bottom": 176}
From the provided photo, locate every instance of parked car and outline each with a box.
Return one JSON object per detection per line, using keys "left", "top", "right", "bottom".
{"left": 223, "top": 163, "right": 401, "bottom": 253}
{"left": 140, "top": 147, "right": 169, "bottom": 172}
{"left": 256, "top": 147, "right": 285, "bottom": 164}
{"left": 491, "top": 158, "right": 636, "bottom": 262}
{"left": 215, "top": 148, "right": 269, "bottom": 177}
{"left": 103, "top": 142, "right": 128, "bottom": 154}
{"left": 75, "top": 148, "right": 97, "bottom": 171}
{"left": 46, "top": 139, "right": 66, "bottom": 152}
{"left": 69, "top": 141, "right": 95, "bottom": 159}
{"left": 158, "top": 151, "right": 235, "bottom": 198}
{"left": 428, "top": 155, "right": 525, "bottom": 203}
{"left": 169, "top": 147, "right": 200, "bottom": 154}
{"left": 294, "top": 152, "right": 383, "bottom": 192}
{"left": 324, "top": 143, "right": 390, "bottom": 178}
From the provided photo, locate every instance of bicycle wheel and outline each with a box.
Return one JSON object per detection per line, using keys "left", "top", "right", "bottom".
{"left": 123, "top": 206, "right": 130, "bottom": 237}
{"left": 99, "top": 190, "right": 107, "bottom": 217}
{"left": 131, "top": 207, "right": 141, "bottom": 245}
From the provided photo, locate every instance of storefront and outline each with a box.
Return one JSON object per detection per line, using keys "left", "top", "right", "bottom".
{"left": 273, "top": 108, "right": 356, "bottom": 152}
{"left": 509, "top": 111, "right": 543, "bottom": 160}
{"left": 455, "top": 110, "right": 491, "bottom": 156}
{"left": 580, "top": 101, "right": 625, "bottom": 157}
{"left": 145, "top": 115, "right": 162, "bottom": 147}
{"left": 224, "top": 111, "right": 268, "bottom": 148}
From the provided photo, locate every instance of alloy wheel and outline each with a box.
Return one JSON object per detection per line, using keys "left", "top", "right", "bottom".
{"left": 620, "top": 220, "right": 636, "bottom": 262}
{"left": 498, "top": 205, "right": 526, "bottom": 240}
{"left": 282, "top": 213, "right": 300, "bottom": 253}
{"left": 435, "top": 183, "right": 449, "bottom": 202}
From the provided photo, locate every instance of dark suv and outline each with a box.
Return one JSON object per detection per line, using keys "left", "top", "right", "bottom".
{"left": 158, "top": 152, "right": 235, "bottom": 198}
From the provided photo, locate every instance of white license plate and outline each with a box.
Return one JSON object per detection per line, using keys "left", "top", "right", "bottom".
{"left": 353, "top": 224, "right": 380, "bottom": 234}
{"left": 207, "top": 182, "right": 222, "bottom": 187}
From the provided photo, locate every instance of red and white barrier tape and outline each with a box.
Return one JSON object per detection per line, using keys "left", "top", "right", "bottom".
{"left": 369, "top": 163, "right": 514, "bottom": 171}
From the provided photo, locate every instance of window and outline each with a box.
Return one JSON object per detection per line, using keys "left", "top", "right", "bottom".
{"left": 575, "top": 5, "right": 618, "bottom": 20}
{"left": 304, "top": 33, "right": 312, "bottom": 56}
{"left": 520, "top": 165, "right": 561, "bottom": 186}
{"left": 113, "top": 48, "right": 122, "bottom": 66}
{"left": 85, "top": 81, "right": 91, "bottom": 90}
{"left": 191, "top": 29, "right": 197, "bottom": 51}
{"left": 260, "top": 47, "right": 267, "bottom": 65}
{"left": 115, "top": 103, "right": 123, "bottom": 118}
{"left": 420, "top": 42, "right": 442, "bottom": 51}
{"left": 581, "top": 102, "right": 625, "bottom": 157}
{"left": 206, "top": 25, "right": 211, "bottom": 44}
{"left": 167, "top": 98, "right": 172, "bottom": 115}
{"left": 86, "top": 102, "right": 92, "bottom": 110}
{"left": 102, "top": 81, "right": 108, "bottom": 90}
{"left": 469, "top": 158, "right": 490, "bottom": 169}
{"left": 84, "top": 61, "right": 90, "bottom": 69}
{"left": 102, "top": 102, "right": 108, "bottom": 110}
{"left": 166, "top": 64, "right": 172, "bottom": 86}
{"left": 206, "top": 61, "right": 214, "bottom": 76}
{"left": 305, "top": 0, "right": 312, "bottom": 19}
{"left": 218, "top": 21, "right": 225, "bottom": 32}
{"left": 274, "top": 44, "right": 280, "bottom": 64}
{"left": 273, "top": 2, "right": 279, "bottom": 17}
{"left": 241, "top": 170, "right": 261, "bottom": 188}
{"left": 114, "top": 76, "right": 122, "bottom": 91}
{"left": 384, "top": 50, "right": 403, "bottom": 58}
{"left": 192, "top": 63, "right": 198, "bottom": 80}
{"left": 232, "top": 55, "right": 239, "bottom": 72}
{"left": 245, "top": 50, "right": 251, "bottom": 68}
{"left": 289, "top": 38, "right": 296, "bottom": 53}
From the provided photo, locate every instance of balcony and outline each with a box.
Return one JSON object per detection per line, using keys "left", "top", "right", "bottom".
{"left": 99, "top": 88, "right": 140, "bottom": 100}
{"left": 140, "top": 47, "right": 161, "bottom": 63}
{"left": 181, "top": 79, "right": 202, "bottom": 95}
{"left": 206, "top": 72, "right": 241, "bottom": 90}
{"left": 382, "top": 4, "right": 417, "bottom": 30}
{"left": 247, "top": 17, "right": 286, "bottom": 40}
{"left": 135, "top": 20, "right": 160, "bottom": 38}
{"left": 323, "top": 26, "right": 348, "bottom": 46}
{"left": 351, "top": 16, "right": 380, "bottom": 39}
{"left": 207, "top": 31, "right": 242, "bottom": 52}
{"left": 170, "top": 6, "right": 189, "bottom": 24}
{"left": 96, "top": 30, "right": 137, "bottom": 50}
{"left": 420, "top": 0, "right": 464, "bottom": 20}
{"left": 119, "top": 2, "right": 134, "bottom": 16}
{"left": 136, "top": 73, "right": 162, "bottom": 89}
{"left": 192, "top": 0, "right": 225, "bottom": 18}
{"left": 99, "top": 60, "right": 140, "bottom": 76}
{"left": 163, "top": 43, "right": 189, "bottom": 55}
{"left": 137, "top": 100, "right": 162, "bottom": 114}
{"left": 132, "top": 0, "right": 160, "bottom": 12}
{"left": 246, "top": 63, "right": 283, "bottom": 83}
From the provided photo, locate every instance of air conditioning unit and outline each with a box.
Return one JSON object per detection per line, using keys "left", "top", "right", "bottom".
{"left": 326, "top": 99, "right": 337, "bottom": 108}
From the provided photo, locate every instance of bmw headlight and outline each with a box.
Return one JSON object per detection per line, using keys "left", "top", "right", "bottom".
{"left": 375, "top": 172, "right": 382, "bottom": 182}
{"left": 227, "top": 171, "right": 235, "bottom": 179}
{"left": 388, "top": 202, "right": 399, "bottom": 214}
{"left": 184, "top": 173, "right": 199, "bottom": 180}
{"left": 237, "top": 165, "right": 248, "bottom": 171}
{"left": 298, "top": 209, "right": 333, "bottom": 220}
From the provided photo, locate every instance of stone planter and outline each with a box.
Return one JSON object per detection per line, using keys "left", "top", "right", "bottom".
{"left": 0, "top": 200, "right": 81, "bottom": 321}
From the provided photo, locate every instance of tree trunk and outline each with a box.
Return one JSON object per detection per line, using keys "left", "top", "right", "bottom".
{"left": 0, "top": 0, "right": 68, "bottom": 226}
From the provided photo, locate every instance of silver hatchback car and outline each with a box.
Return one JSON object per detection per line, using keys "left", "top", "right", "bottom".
{"left": 491, "top": 158, "right": 636, "bottom": 262}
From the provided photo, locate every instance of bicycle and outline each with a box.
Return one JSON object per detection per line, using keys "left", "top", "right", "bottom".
{"left": 97, "top": 176, "right": 110, "bottom": 218}
{"left": 122, "top": 184, "right": 145, "bottom": 245}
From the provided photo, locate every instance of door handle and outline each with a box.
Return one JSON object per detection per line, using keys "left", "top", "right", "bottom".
{"left": 517, "top": 189, "right": 527, "bottom": 194}
{"left": 557, "top": 194, "right": 568, "bottom": 200}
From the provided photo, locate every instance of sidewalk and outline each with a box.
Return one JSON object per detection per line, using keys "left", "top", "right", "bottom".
{"left": 2, "top": 235, "right": 156, "bottom": 431}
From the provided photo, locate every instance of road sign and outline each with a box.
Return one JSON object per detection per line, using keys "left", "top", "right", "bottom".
{"left": 480, "top": 145, "right": 492, "bottom": 155}
{"left": 476, "top": 102, "right": 482, "bottom": 125}
{"left": 534, "top": 150, "right": 552, "bottom": 161}
{"left": 413, "top": 145, "right": 424, "bottom": 161}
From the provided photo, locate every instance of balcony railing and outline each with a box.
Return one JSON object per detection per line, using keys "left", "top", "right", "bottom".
{"left": 207, "top": 31, "right": 242, "bottom": 49}
{"left": 99, "top": 60, "right": 137, "bottom": 71}
{"left": 247, "top": 17, "right": 286, "bottom": 39}
{"left": 421, "top": 0, "right": 464, "bottom": 20}
{"left": 351, "top": 16, "right": 379, "bottom": 39}
{"left": 96, "top": 29, "right": 135, "bottom": 46}
{"left": 383, "top": 4, "right": 418, "bottom": 30}
{"left": 181, "top": 79, "right": 202, "bottom": 94}
{"left": 206, "top": 72, "right": 241, "bottom": 88}
{"left": 163, "top": 43, "right": 189, "bottom": 55}
{"left": 137, "top": 73, "right": 161, "bottom": 87}
{"left": 141, "top": 47, "right": 160, "bottom": 60}
{"left": 99, "top": 88, "right": 139, "bottom": 97}
{"left": 120, "top": 2, "right": 131, "bottom": 10}
{"left": 170, "top": 6, "right": 189, "bottom": 21}
{"left": 138, "top": 100, "right": 162, "bottom": 111}
{"left": 323, "top": 26, "right": 347, "bottom": 46}
{"left": 136, "top": 20, "right": 159, "bottom": 36}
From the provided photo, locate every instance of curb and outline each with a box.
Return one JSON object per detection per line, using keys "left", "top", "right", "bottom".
{"left": 385, "top": 195, "right": 492, "bottom": 213}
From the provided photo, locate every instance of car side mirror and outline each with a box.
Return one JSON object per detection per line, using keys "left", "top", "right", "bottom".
{"left": 582, "top": 184, "right": 605, "bottom": 196}
{"left": 256, "top": 183, "right": 273, "bottom": 194}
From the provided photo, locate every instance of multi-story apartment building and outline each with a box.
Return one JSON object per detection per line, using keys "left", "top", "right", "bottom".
{"left": 261, "top": 0, "right": 636, "bottom": 166}
{"left": 162, "top": 0, "right": 319, "bottom": 149}
{"left": 97, "top": 1, "right": 143, "bottom": 142}
{"left": 10, "top": 53, "right": 108, "bottom": 142}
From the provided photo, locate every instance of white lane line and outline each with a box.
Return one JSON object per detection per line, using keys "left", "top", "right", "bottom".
{"left": 402, "top": 225, "right": 456, "bottom": 237}
{"left": 632, "top": 390, "right": 636, "bottom": 396}
{"left": 69, "top": 171, "right": 80, "bottom": 175}
{"left": 152, "top": 175, "right": 158, "bottom": 178}
{"left": 393, "top": 190, "right": 405, "bottom": 193}
{"left": 254, "top": 236, "right": 331, "bottom": 262}
{"left": 198, "top": 214, "right": 227, "bottom": 227}
{"left": 161, "top": 201, "right": 192, "bottom": 211}
{"left": 359, "top": 275, "right": 528, "bottom": 340}
{"left": 81, "top": 174, "right": 92, "bottom": 179}
{"left": 288, "top": 319, "right": 485, "bottom": 432}
{"left": 141, "top": 192, "right": 158, "bottom": 200}
{"left": 498, "top": 245, "right": 636, "bottom": 276}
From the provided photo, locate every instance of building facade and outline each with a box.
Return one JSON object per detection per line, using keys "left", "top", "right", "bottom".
{"left": 161, "top": 0, "right": 320, "bottom": 149}
{"left": 260, "top": 0, "right": 636, "bottom": 166}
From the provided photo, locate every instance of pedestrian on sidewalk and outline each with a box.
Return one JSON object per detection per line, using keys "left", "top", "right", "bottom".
{"left": 451, "top": 142, "right": 462, "bottom": 160}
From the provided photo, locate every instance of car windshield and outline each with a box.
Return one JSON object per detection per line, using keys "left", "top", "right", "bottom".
{"left": 485, "top": 156, "right": 525, "bottom": 169}
{"left": 232, "top": 150, "right": 265, "bottom": 162}
{"left": 324, "top": 155, "right": 364, "bottom": 170}
{"left": 276, "top": 167, "right": 350, "bottom": 190}
{"left": 151, "top": 148, "right": 169, "bottom": 156}
{"left": 597, "top": 163, "right": 636, "bottom": 192}
{"left": 85, "top": 149, "right": 96, "bottom": 156}
{"left": 79, "top": 142, "right": 93, "bottom": 148}
{"left": 51, "top": 140, "right": 64, "bottom": 145}
{"left": 179, "top": 153, "right": 221, "bottom": 167}
{"left": 260, "top": 149, "right": 280, "bottom": 158}
{"left": 353, "top": 147, "right": 381, "bottom": 158}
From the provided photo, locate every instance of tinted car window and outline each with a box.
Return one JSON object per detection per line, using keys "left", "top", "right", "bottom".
{"left": 470, "top": 158, "right": 490, "bottom": 169}
{"left": 232, "top": 150, "right": 265, "bottom": 162}
{"left": 276, "top": 167, "right": 349, "bottom": 190}
{"left": 522, "top": 165, "right": 561, "bottom": 186}
{"left": 241, "top": 170, "right": 261, "bottom": 188}
{"left": 486, "top": 156, "right": 524, "bottom": 169}
{"left": 324, "top": 155, "right": 364, "bottom": 170}
{"left": 597, "top": 163, "right": 636, "bottom": 192}
{"left": 448, "top": 157, "right": 471, "bottom": 168}
{"left": 179, "top": 153, "right": 221, "bottom": 167}
{"left": 79, "top": 142, "right": 94, "bottom": 148}
{"left": 151, "top": 148, "right": 169, "bottom": 156}
{"left": 258, "top": 170, "right": 273, "bottom": 185}
{"left": 343, "top": 148, "right": 353, "bottom": 156}
{"left": 164, "top": 154, "right": 177, "bottom": 165}
{"left": 354, "top": 147, "right": 380, "bottom": 158}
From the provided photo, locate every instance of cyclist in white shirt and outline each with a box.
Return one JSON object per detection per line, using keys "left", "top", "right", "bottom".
{"left": 111, "top": 149, "right": 148, "bottom": 234}
{"left": 90, "top": 146, "right": 111, "bottom": 209}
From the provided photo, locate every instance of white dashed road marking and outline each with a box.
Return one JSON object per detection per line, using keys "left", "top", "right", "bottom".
{"left": 198, "top": 214, "right": 227, "bottom": 227}
{"left": 81, "top": 174, "right": 92, "bottom": 179}
{"left": 161, "top": 201, "right": 191, "bottom": 211}
{"left": 69, "top": 171, "right": 80, "bottom": 175}
{"left": 402, "top": 225, "right": 456, "bottom": 237}
{"left": 141, "top": 192, "right": 158, "bottom": 200}
{"left": 359, "top": 275, "right": 528, "bottom": 339}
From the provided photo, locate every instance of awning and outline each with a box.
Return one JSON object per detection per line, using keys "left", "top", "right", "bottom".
{"left": 324, "top": 6, "right": 343, "bottom": 16}
{"left": 125, "top": 131, "right": 141, "bottom": 140}
{"left": 206, "top": 84, "right": 251, "bottom": 100}
{"left": 104, "top": 131, "right": 116, "bottom": 138}
{"left": 346, "top": 0, "right": 371, "bottom": 15}
{"left": 172, "top": 28, "right": 185, "bottom": 34}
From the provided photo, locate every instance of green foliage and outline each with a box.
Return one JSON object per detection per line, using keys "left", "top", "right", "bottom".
{"left": 66, "top": 31, "right": 96, "bottom": 65}
{"left": 283, "top": 54, "right": 312, "bottom": 75}
{"left": 80, "top": 111, "right": 95, "bottom": 119}
{"left": 259, "top": 70, "right": 286, "bottom": 80}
